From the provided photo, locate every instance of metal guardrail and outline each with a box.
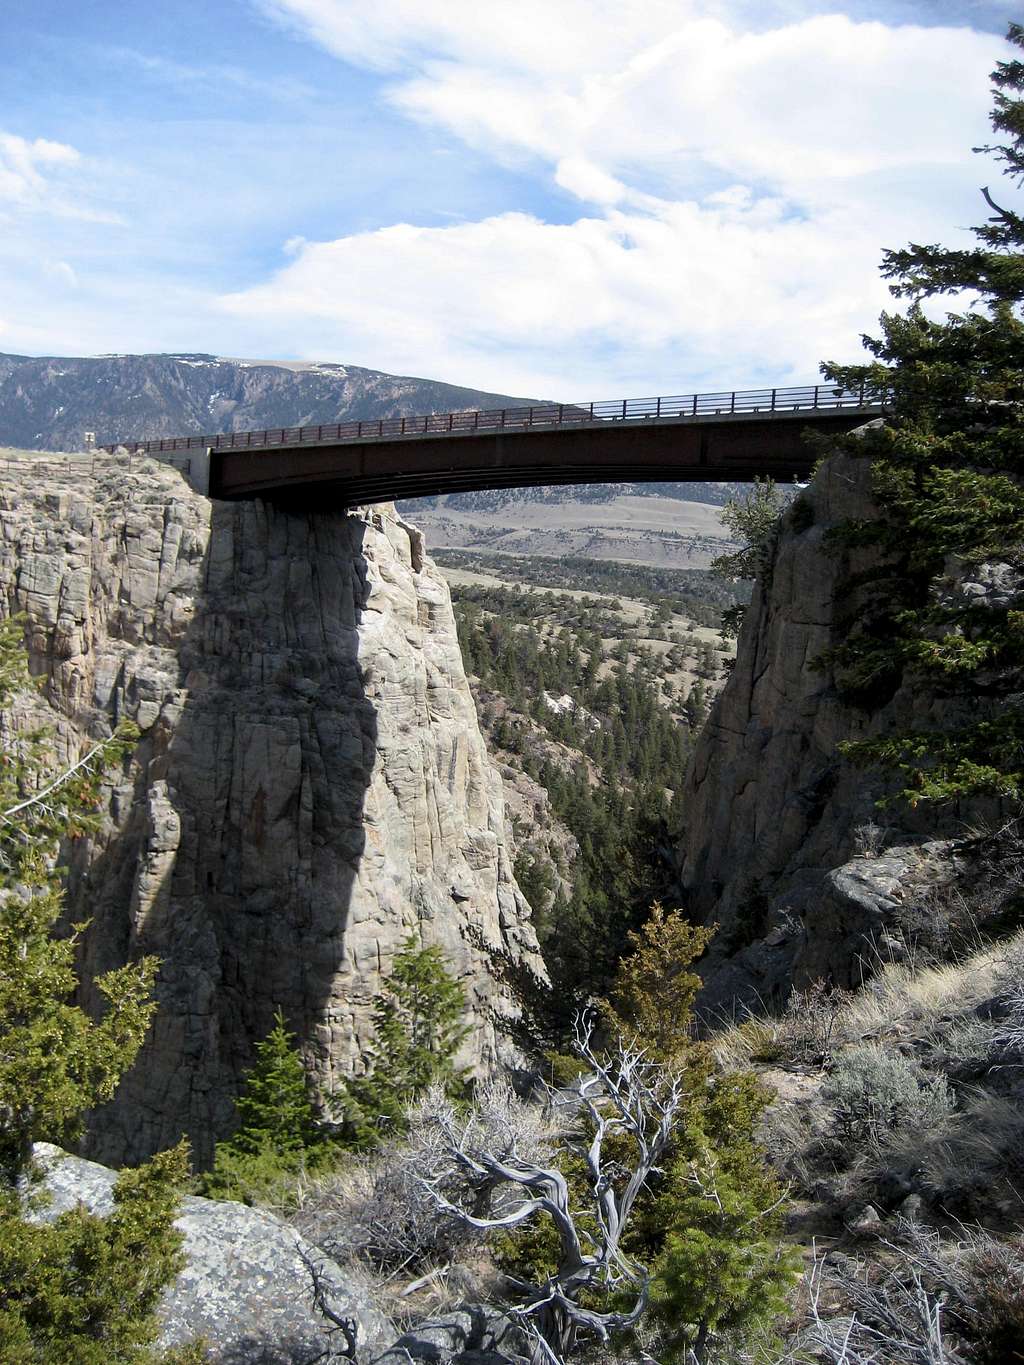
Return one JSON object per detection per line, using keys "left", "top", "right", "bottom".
{"left": 99, "top": 382, "right": 883, "bottom": 457}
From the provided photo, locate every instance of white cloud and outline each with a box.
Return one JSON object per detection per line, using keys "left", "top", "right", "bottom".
{"left": 227, "top": 3, "right": 1008, "bottom": 395}
{"left": 99, "top": 47, "right": 316, "bottom": 103}
{"left": 220, "top": 195, "right": 894, "bottom": 396}
{"left": 45, "top": 260, "right": 79, "bottom": 288}
{"left": 260, "top": 3, "right": 1001, "bottom": 209}
{"left": 0, "top": 135, "right": 79, "bottom": 206}
{"left": 0, "top": 132, "right": 122, "bottom": 224}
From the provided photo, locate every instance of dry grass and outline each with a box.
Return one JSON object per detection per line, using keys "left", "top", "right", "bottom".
{"left": 714, "top": 930, "right": 1024, "bottom": 1071}
{"left": 839, "top": 932, "right": 1022, "bottom": 1043}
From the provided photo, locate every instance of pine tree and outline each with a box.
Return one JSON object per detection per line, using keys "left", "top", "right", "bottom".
{"left": 821, "top": 24, "right": 1024, "bottom": 805}
{"left": 0, "top": 616, "right": 199, "bottom": 1363}
{"left": 231, "top": 1010, "right": 321, "bottom": 1156}
{"left": 335, "top": 934, "right": 469, "bottom": 1147}
{"left": 200, "top": 1008, "right": 331, "bottom": 1206}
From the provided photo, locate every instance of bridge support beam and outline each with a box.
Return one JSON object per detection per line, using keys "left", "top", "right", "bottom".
{"left": 208, "top": 410, "right": 876, "bottom": 505}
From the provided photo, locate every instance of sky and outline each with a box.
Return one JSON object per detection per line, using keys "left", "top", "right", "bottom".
{"left": 0, "top": 0, "right": 1018, "bottom": 399}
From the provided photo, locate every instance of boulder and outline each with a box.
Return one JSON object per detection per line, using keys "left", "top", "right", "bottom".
{"left": 33, "top": 1143, "right": 393, "bottom": 1364}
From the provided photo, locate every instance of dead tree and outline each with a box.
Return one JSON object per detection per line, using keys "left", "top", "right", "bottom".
{"left": 422, "top": 1012, "right": 684, "bottom": 1363}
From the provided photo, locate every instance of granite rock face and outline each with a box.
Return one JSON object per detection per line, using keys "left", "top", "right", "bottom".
{"left": 0, "top": 455, "right": 543, "bottom": 1165}
{"left": 32, "top": 1143, "right": 393, "bottom": 1363}
{"left": 676, "top": 449, "right": 1016, "bottom": 1010}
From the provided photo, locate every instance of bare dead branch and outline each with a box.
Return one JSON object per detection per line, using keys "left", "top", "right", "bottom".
{"left": 417, "top": 1010, "right": 683, "bottom": 1362}
{"left": 298, "top": 1244, "right": 361, "bottom": 1361}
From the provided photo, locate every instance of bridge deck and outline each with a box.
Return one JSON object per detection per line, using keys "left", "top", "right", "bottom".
{"left": 100, "top": 383, "right": 884, "bottom": 504}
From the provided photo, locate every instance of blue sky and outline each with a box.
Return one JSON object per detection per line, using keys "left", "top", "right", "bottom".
{"left": 0, "top": 0, "right": 1018, "bottom": 397}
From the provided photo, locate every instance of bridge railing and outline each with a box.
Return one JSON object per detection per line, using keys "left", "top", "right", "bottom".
{"left": 99, "top": 381, "right": 882, "bottom": 456}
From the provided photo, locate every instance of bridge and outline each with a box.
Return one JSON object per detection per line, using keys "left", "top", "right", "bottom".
{"left": 101, "top": 383, "right": 884, "bottom": 504}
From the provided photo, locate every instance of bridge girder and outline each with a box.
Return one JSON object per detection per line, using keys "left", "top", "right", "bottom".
{"left": 209, "top": 408, "right": 880, "bottom": 505}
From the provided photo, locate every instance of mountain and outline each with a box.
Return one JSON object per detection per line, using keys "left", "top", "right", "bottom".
{"left": 0, "top": 351, "right": 742, "bottom": 510}
{"left": 0, "top": 351, "right": 538, "bottom": 453}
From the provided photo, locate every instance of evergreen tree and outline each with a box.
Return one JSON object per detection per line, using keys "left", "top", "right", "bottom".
{"left": 200, "top": 1009, "right": 332, "bottom": 1206}
{"left": 335, "top": 934, "right": 469, "bottom": 1147}
{"left": 822, "top": 24, "right": 1024, "bottom": 805}
{"left": 0, "top": 617, "right": 199, "bottom": 1363}
{"left": 231, "top": 1010, "right": 320, "bottom": 1156}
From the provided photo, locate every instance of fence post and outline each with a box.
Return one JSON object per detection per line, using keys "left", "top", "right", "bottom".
{"left": 770, "top": 389, "right": 776, "bottom": 411}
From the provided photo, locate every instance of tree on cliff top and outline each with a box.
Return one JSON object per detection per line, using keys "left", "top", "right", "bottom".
{"left": 822, "top": 22, "right": 1024, "bottom": 807}
{"left": 0, "top": 616, "right": 198, "bottom": 1363}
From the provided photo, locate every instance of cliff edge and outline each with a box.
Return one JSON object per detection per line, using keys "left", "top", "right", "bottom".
{"left": 0, "top": 453, "right": 542, "bottom": 1165}
{"left": 678, "top": 446, "right": 1019, "bottom": 1011}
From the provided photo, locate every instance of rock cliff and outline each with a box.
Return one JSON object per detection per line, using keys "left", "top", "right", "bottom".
{"left": 677, "top": 446, "right": 1018, "bottom": 1011}
{"left": 0, "top": 453, "right": 543, "bottom": 1165}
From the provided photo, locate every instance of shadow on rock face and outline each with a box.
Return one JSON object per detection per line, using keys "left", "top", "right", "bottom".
{"left": 71, "top": 497, "right": 378, "bottom": 1167}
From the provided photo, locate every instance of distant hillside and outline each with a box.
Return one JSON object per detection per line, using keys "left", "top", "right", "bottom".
{"left": 0, "top": 350, "right": 742, "bottom": 508}
{"left": 0, "top": 351, "right": 536, "bottom": 453}
{"left": 400, "top": 482, "right": 749, "bottom": 512}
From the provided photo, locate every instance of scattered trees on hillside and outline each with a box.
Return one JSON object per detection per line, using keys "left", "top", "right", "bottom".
{"left": 435, "top": 550, "right": 747, "bottom": 629}
{"left": 454, "top": 591, "right": 698, "bottom": 1025}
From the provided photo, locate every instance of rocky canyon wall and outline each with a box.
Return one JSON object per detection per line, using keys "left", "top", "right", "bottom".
{"left": 677, "top": 446, "right": 1017, "bottom": 1012}
{"left": 0, "top": 455, "right": 542, "bottom": 1165}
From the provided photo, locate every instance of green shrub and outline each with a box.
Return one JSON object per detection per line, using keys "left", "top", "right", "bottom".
{"left": 0, "top": 617, "right": 195, "bottom": 1361}
{"left": 0, "top": 1147, "right": 198, "bottom": 1365}
{"left": 711, "top": 477, "right": 787, "bottom": 583}
{"left": 824, "top": 1046, "right": 955, "bottom": 1150}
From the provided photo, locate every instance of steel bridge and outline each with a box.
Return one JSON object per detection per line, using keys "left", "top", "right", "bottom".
{"left": 100, "top": 383, "right": 884, "bottom": 504}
